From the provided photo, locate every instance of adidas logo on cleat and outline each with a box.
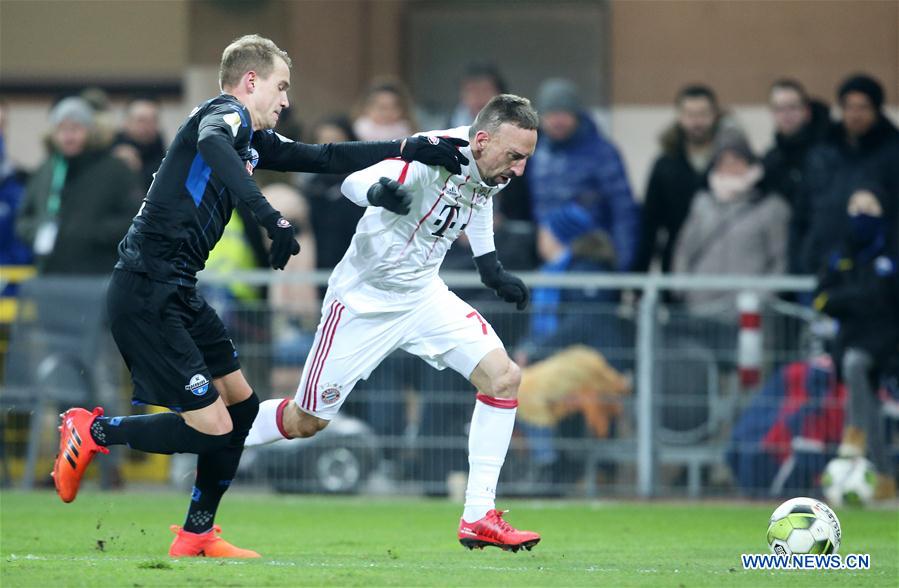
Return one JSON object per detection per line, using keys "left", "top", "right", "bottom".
{"left": 61, "top": 420, "right": 84, "bottom": 469}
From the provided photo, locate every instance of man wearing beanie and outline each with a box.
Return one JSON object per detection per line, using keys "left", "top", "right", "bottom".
{"left": 794, "top": 73, "right": 899, "bottom": 275}
{"left": 15, "top": 96, "right": 141, "bottom": 274}
{"left": 526, "top": 78, "right": 639, "bottom": 272}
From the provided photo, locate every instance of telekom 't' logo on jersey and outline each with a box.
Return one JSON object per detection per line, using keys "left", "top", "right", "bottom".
{"left": 431, "top": 204, "right": 468, "bottom": 238}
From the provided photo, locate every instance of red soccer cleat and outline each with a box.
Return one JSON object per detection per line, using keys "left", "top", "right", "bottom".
{"left": 169, "top": 525, "right": 261, "bottom": 558}
{"left": 52, "top": 407, "right": 109, "bottom": 503}
{"left": 458, "top": 509, "right": 541, "bottom": 552}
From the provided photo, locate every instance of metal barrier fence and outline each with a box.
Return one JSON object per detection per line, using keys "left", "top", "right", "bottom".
{"left": 2, "top": 271, "right": 896, "bottom": 500}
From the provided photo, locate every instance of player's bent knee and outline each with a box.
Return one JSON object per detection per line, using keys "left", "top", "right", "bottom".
{"left": 507, "top": 361, "right": 522, "bottom": 390}
{"left": 187, "top": 416, "right": 234, "bottom": 437}
{"left": 490, "top": 360, "right": 521, "bottom": 399}
{"left": 183, "top": 397, "right": 235, "bottom": 436}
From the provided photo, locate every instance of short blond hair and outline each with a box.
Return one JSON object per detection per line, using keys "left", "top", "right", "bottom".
{"left": 219, "top": 34, "right": 292, "bottom": 90}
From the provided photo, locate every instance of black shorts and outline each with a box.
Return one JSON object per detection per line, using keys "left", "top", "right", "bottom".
{"left": 107, "top": 269, "right": 240, "bottom": 411}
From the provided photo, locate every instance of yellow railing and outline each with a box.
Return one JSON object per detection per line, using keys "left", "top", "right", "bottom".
{"left": 0, "top": 265, "right": 37, "bottom": 324}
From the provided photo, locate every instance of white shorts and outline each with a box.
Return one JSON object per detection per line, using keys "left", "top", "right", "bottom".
{"left": 293, "top": 288, "right": 504, "bottom": 420}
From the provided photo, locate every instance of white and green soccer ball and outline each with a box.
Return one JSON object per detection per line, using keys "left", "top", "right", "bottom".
{"left": 821, "top": 457, "right": 877, "bottom": 507}
{"left": 767, "top": 497, "right": 841, "bottom": 555}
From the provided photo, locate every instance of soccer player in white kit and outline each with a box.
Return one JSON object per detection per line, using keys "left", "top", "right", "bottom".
{"left": 245, "top": 95, "right": 541, "bottom": 551}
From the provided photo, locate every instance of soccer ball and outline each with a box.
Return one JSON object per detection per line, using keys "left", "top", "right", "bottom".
{"left": 821, "top": 457, "right": 877, "bottom": 507}
{"left": 766, "top": 497, "right": 841, "bottom": 555}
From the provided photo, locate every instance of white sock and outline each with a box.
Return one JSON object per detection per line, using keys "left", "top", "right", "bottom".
{"left": 244, "top": 398, "right": 292, "bottom": 447}
{"left": 462, "top": 393, "right": 517, "bottom": 523}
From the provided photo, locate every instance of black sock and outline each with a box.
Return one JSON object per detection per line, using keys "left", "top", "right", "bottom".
{"left": 183, "top": 393, "right": 259, "bottom": 533}
{"left": 90, "top": 412, "right": 230, "bottom": 455}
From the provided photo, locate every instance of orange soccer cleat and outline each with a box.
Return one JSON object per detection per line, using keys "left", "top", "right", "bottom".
{"left": 52, "top": 407, "right": 109, "bottom": 503}
{"left": 169, "top": 525, "right": 261, "bottom": 558}
{"left": 458, "top": 509, "right": 541, "bottom": 552}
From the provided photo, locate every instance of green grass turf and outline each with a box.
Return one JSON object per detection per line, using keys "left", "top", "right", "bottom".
{"left": 1, "top": 491, "right": 896, "bottom": 587}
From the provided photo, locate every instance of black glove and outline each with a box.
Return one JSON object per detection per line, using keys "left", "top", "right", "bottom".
{"left": 401, "top": 136, "right": 470, "bottom": 175}
{"left": 260, "top": 212, "right": 301, "bottom": 270}
{"left": 367, "top": 177, "right": 412, "bottom": 215}
{"left": 474, "top": 251, "right": 529, "bottom": 310}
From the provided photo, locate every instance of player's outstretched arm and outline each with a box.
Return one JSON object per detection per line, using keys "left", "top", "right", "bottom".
{"left": 474, "top": 251, "right": 530, "bottom": 310}
{"left": 253, "top": 133, "right": 469, "bottom": 175}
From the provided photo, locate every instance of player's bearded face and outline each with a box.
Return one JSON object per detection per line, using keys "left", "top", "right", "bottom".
{"left": 251, "top": 57, "right": 291, "bottom": 130}
{"left": 475, "top": 124, "right": 537, "bottom": 186}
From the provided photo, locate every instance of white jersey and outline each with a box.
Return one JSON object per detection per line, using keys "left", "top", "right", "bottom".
{"left": 331, "top": 126, "right": 507, "bottom": 314}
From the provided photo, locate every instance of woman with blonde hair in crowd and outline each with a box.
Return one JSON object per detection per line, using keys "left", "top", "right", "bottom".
{"left": 352, "top": 78, "right": 419, "bottom": 141}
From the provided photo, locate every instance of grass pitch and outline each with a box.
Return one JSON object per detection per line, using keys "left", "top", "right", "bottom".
{"left": 1, "top": 491, "right": 896, "bottom": 587}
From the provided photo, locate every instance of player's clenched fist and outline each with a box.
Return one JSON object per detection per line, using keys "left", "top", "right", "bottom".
{"left": 474, "top": 251, "right": 530, "bottom": 311}
{"left": 367, "top": 177, "right": 412, "bottom": 215}
{"left": 261, "top": 212, "right": 301, "bottom": 270}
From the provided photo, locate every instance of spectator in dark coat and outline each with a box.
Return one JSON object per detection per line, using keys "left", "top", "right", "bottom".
{"left": 527, "top": 79, "right": 639, "bottom": 271}
{"left": 795, "top": 73, "right": 899, "bottom": 275}
{"left": 814, "top": 189, "right": 898, "bottom": 498}
{"left": 762, "top": 79, "right": 831, "bottom": 207}
{"left": 762, "top": 79, "right": 831, "bottom": 273}
{"left": 16, "top": 97, "right": 141, "bottom": 275}
{"left": 300, "top": 117, "right": 365, "bottom": 273}
{"left": 112, "top": 96, "right": 165, "bottom": 192}
{"left": 634, "top": 84, "right": 727, "bottom": 274}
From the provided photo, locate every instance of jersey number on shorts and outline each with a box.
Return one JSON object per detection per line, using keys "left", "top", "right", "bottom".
{"left": 466, "top": 311, "right": 487, "bottom": 335}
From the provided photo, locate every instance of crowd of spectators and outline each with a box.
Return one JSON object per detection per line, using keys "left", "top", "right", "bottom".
{"left": 1, "top": 68, "right": 897, "bottom": 494}
{"left": 5, "top": 72, "right": 895, "bottom": 285}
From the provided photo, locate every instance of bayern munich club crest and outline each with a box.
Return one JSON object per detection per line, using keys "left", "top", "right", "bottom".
{"left": 185, "top": 374, "right": 210, "bottom": 396}
{"left": 276, "top": 217, "right": 291, "bottom": 228}
{"left": 319, "top": 384, "right": 342, "bottom": 406}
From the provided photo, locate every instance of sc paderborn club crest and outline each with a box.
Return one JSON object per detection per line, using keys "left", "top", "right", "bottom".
{"left": 185, "top": 374, "right": 210, "bottom": 396}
